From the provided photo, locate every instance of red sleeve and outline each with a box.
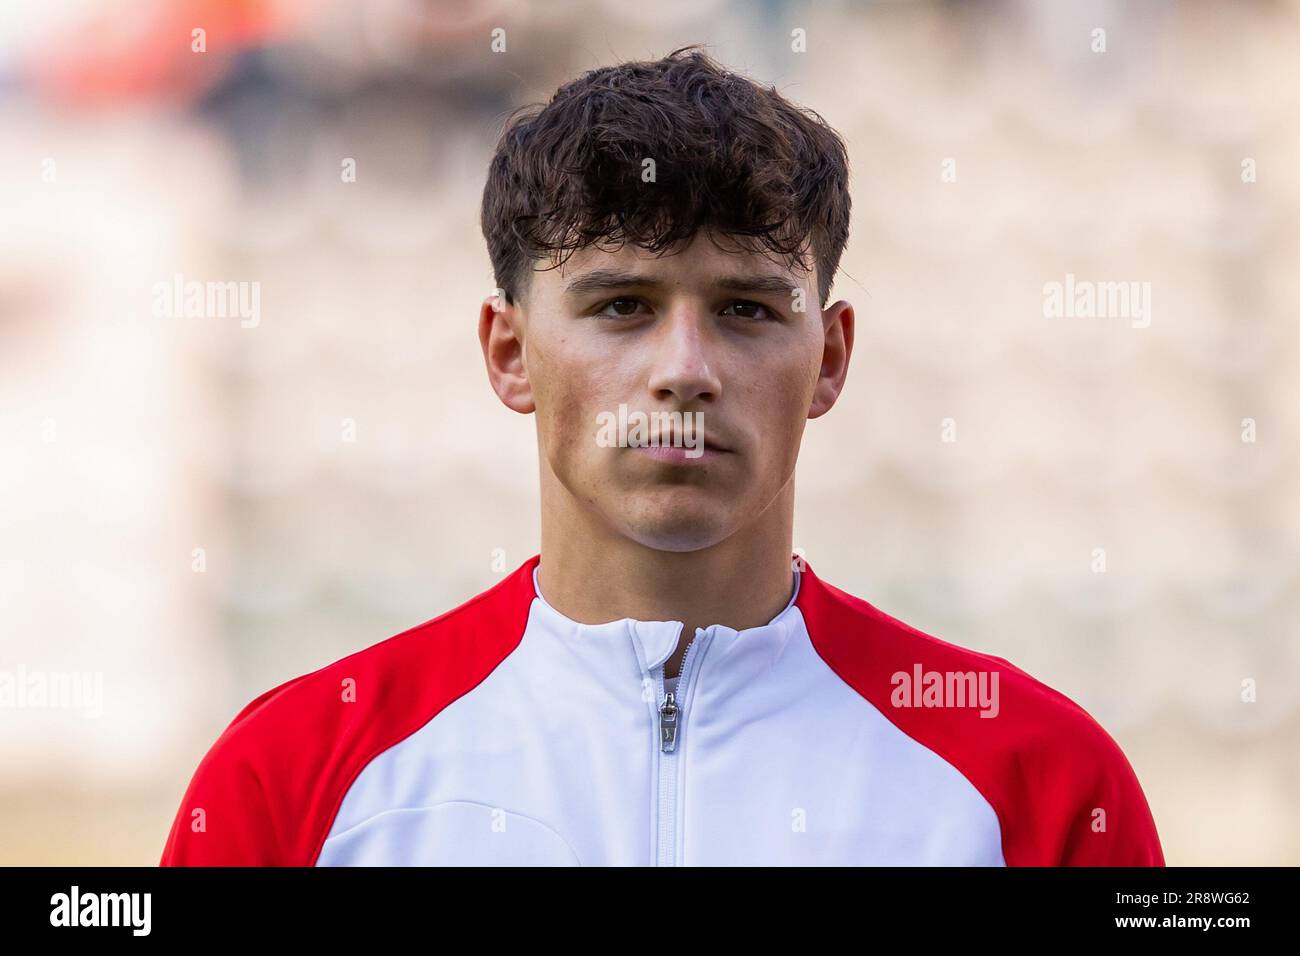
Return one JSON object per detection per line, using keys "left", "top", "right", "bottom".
{"left": 798, "top": 564, "right": 1166, "bottom": 867}
{"left": 966, "top": 652, "right": 1164, "bottom": 867}
{"left": 159, "top": 680, "right": 305, "bottom": 866}
{"left": 160, "top": 560, "right": 537, "bottom": 866}
{"left": 1033, "top": 682, "right": 1165, "bottom": 866}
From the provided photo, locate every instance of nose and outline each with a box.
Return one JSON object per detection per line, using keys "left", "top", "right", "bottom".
{"left": 645, "top": 308, "right": 722, "bottom": 405}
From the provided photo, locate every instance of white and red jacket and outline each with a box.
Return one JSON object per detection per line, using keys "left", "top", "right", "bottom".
{"left": 160, "top": 554, "right": 1164, "bottom": 866}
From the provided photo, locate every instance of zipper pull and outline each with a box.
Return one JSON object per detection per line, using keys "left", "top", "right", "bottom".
{"left": 659, "top": 691, "right": 679, "bottom": 753}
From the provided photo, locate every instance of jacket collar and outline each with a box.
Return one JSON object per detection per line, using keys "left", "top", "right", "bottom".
{"left": 525, "top": 554, "right": 803, "bottom": 678}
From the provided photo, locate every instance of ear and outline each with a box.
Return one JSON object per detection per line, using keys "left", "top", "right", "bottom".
{"left": 808, "top": 299, "right": 854, "bottom": 419}
{"left": 478, "top": 292, "right": 535, "bottom": 414}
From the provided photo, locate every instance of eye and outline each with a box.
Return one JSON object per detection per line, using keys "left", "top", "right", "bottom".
{"left": 596, "top": 296, "right": 649, "bottom": 318}
{"left": 721, "top": 300, "right": 774, "bottom": 320}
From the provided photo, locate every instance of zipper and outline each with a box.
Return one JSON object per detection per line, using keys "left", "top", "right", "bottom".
{"left": 655, "top": 626, "right": 712, "bottom": 866}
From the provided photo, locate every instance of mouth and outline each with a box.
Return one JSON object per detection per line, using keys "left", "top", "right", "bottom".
{"left": 632, "top": 444, "right": 728, "bottom": 464}
{"left": 597, "top": 406, "right": 736, "bottom": 464}
{"left": 645, "top": 426, "right": 732, "bottom": 454}
{"left": 632, "top": 436, "right": 732, "bottom": 464}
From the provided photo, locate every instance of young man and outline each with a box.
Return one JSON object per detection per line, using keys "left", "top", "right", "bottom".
{"left": 161, "top": 48, "right": 1164, "bottom": 866}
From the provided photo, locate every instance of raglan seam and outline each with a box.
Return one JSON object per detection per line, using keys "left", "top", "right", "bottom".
{"left": 792, "top": 578, "right": 1024, "bottom": 867}
{"left": 189, "top": 563, "right": 539, "bottom": 865}
{"left": 801, "top": 625, "right": 1017, "bottom": 865}
{"left": 305, "top": 608, "right": 532, "bottom": 865}
{"left": 795, "top": 570, "right": 1145, "bottom": 865}
{"left": 219, "top": 568, "right": 535, "bottom": 742}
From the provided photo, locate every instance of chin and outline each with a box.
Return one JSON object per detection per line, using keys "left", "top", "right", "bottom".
{"left": 616, "top": 503, "right": 740, "bottom": 552}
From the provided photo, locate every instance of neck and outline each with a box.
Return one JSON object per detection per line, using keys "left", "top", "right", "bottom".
{"left": 536, "top": 466, "right": 797, "bottom": 677}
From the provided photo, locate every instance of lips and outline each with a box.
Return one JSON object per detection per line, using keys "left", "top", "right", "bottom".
{"left": 632, "top": 443, "right": 727, "bottom": 464}
{"left": 647, "top": 429, "right": 730, "bottom": 453}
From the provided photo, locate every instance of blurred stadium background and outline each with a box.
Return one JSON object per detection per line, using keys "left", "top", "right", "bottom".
{"left": 0, "top": 0, "right": 1296, "bottom": 864}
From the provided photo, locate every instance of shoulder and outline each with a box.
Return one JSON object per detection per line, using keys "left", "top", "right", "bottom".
{"left": 160, "top": 556, "right": 539, "bottom": 865}
{"left": 796, "top": 560, "right": 1164, "bottom": 865}
{"left": 226, "top": 557, "right": 536, "bottom": 747}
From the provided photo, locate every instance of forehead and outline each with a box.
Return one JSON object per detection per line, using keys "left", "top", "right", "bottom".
{"left": 537, "top": 230, "right": 814, "bottom": 293}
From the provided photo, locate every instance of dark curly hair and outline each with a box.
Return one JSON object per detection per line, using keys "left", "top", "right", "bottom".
{"left": 480, "top": 45, "right": 851, "bottom": 309}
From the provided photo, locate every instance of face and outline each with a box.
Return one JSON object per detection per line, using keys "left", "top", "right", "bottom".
{"left": 480, "top": 229, "right": 853, "bottom": 553}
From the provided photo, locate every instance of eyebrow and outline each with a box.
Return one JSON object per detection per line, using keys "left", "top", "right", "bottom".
{"left": 563, "top": 268, "right": 800, "bottom": 298}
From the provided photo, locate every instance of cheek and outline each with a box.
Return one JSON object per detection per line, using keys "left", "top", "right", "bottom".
{"left": 532, "top": 339, "right": 624, "bottom": 462}
{"left": 750, "top": 348, "right": 818, "bottom": 417}
{"left": 735, "top": 347, "right": 819, "bottom": 465}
